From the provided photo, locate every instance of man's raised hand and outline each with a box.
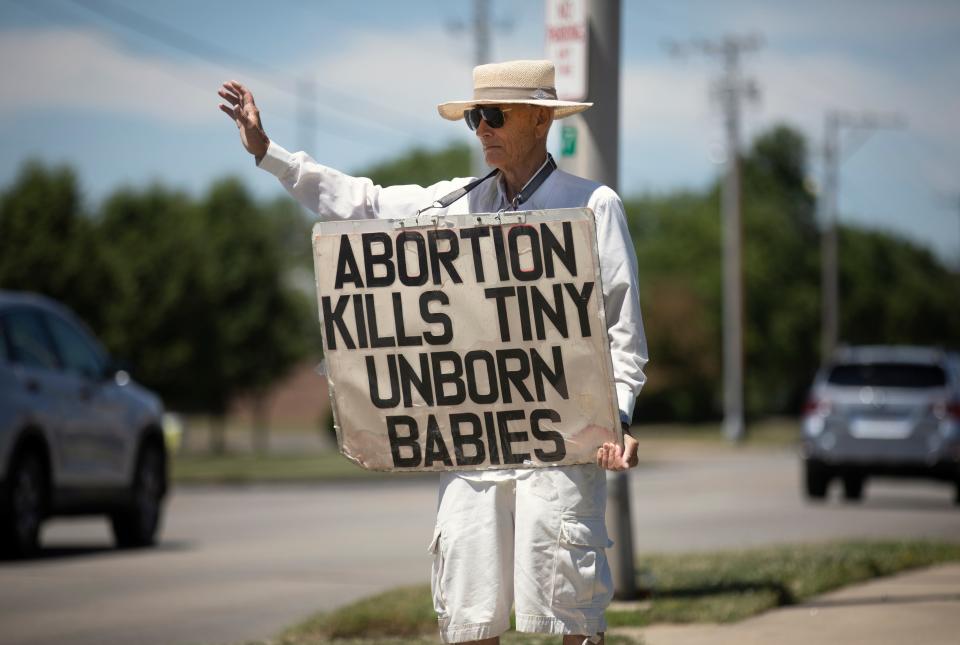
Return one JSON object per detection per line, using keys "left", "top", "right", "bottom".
{"left": 218, "top": 80, "right": 270, "bottom": 160}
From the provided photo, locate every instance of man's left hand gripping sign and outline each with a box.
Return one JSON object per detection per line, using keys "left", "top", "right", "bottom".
{"left": 313, "top": 208, "right": 623, "bottom": 472}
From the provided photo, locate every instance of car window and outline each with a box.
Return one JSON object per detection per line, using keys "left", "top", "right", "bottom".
{"left": 0, "top": 320, "right": 8, "bottom": 362}
{"left": 828, "top": 362, "right": 947, "bottom": 388}
{"left": 44, "top": 312, "right": 106, "bottom": 380}
{"left": 947, "top": 355, "right": 960, "bottom": 386}
{"left": 3, "top": 310, "right": 61, "bottom": 370}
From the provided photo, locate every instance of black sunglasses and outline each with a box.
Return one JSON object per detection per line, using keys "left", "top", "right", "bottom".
{"left": 464, "top": 106, "right": 512, "bottom": 131}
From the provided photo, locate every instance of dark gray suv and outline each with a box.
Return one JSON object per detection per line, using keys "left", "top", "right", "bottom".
{"left": 801, "top": 345, "right": 960, "bottom": 504}
{"left": 0, "top": 291, "right": 169, "bottom": 557}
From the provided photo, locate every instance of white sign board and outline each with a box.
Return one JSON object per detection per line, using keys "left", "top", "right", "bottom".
{"left": 312, "top": 208, "right": 621, "bottom": 472}
{"left": 546, "top": 0, "right": 589, "bottom": 101}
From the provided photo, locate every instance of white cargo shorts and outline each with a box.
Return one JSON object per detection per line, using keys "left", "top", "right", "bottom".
{"left": 428, "top": 465, "right": 613, "bottom": 643}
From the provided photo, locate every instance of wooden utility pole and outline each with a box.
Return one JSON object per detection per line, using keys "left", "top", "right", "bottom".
{"left": 549, "top": 0, "right": 636, "bottom": 599}
{"left": 666, "top": 35, "right": 762, "bottom": 443}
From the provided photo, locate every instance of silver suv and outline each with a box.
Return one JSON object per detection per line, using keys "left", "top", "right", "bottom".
{"left": 0, "top": 291, "right": 169, "bottom": 557}
{"left": 801, "top": 345, "right": 960, "bottom": 504}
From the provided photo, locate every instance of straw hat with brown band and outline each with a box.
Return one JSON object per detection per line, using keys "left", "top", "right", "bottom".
{"left": 437, "top": 59, "right": 592, "bottom": 121}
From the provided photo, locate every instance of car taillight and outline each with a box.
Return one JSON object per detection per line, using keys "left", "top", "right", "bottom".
{"left": 948, "top": 402, "right": 960, "bottom": 420}
{"left": 931, "top": 401, "right": 960, "bottom": 420}
{"left": 803, "top": 397, "right": 830, "bottom": 416}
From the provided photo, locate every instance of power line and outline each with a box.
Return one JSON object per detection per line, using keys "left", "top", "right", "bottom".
{"left": 645, "top": 0, "right": 716, "bottom": 34}
{"left": 447, "top": 0, "right": 514, "bottom": 177}
{"left": 69, "top": 0, "right": 287, "bottom": 88}
{"left": 57, "top": 0, "right": 418, "bottom": 139}
{"left": 667, "top": 34, "right": 763, "bottom": 444}
{"left": 7, "top": 0, "right": 403, "bottom": 150}
{"left": 819, "top": 109, "right": 905, "bottom": 359}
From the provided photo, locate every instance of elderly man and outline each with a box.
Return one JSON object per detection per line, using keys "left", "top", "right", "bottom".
{"left": 220, "top": 59, "right": 647, "bottom": 645}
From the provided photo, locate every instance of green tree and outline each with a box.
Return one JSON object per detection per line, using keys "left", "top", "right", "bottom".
{"left": 628, "top": 126, "right": 823, "bottom": 420}
{"left": 739, "top": 126, "right": 821, "bottom": 414}
{"left": 1, "top": 162, "right": 320, "bottom": 450}
{"left": 628, "top": 123, "right": 959, "bottom": 422}
{"left": 96, "top": 184, "right": 214, "bottom": 412}
{"left": 198, "top": 179, "right": 313, "bottom": 451}
{"left": 0, "top": 162, "right": 111, "bottom": 330}
{"left": 625, "top": 190, "right": 722, "bottom": 421}
{"left": 93, "top": 178, "right": 314, "bottom": 452}
{"left": 357, "top": 141, "right": 472, "bottom": 186}
{"left": 839, "top": 226, "right": 960, "bottom": 347}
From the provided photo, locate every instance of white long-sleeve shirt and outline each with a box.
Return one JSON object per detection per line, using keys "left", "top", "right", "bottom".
{"left": 258, "top": 140, "right": 648, "bottom": 427}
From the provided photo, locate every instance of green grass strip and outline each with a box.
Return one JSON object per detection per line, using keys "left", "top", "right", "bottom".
{"left": 608, "top": 539, "right": 960, "bottom": 626}
{"left": 171, "top": 452, "right": 389, "bottom": 484}
{"left": 266, "top": 539, "right": 959, "bottom": 644}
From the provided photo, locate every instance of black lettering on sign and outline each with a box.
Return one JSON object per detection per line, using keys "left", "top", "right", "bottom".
{"left": 392, "top": 292, "right": 422, "bottom": 347}
{"left": 420, "top": 291, "right": 452, "bottom": 345}
{"left": 362, "top": 232, "right": 395, "bottom": 287}
{"left": 484, "top": 283, "right": 594, "bottom": 343}
{"left": 531, "top": 284, "right": 567, "bottom": 340}
{"left": 366, "top": 355, "right": 399, "bottom": 408}
{"left": 351, "top": 294, "right": 368, "bottom": 348}
{"left": 396, "top": 231, "right": 428, "bottom": 287}
{"left": 516, "top": 284, "right": 532, "bottom": 341}
{"left": 365, "top": 293, "right": 395, "bottom": 348}
{"left": 459, "top": 226, "right": 489, "bottom": 282}
{"left": 366, "top": 346, "right": 564, "bottom": 409}
{"left": 491, "top": 225, "right": 510, "bottom": 281}
{"left": 542, "top": 221, "right": 577, "bottom": 278}
{"left": 399, "top": 353, "right": 433, "bottom": 407}
{"left": 387, "top": 415, "right": 421, "bottom": 467}
{"left": 564, "top": 281, "right": 595, "bottom": 337}
{"left": 463, "top": 350, "right": 498, "bottom": 404}
{"left": 531, "top": 346, "right": 568, "bottom": 400}
{"left": 508, "top": 226, "right": 543, "bottom": 281}
{"left": 497, "top": 409, "right": 530, "bottom": 464}
{"left": 334, "top": 235, "right": 363, "bottom": 288}
{"left": 424, "top": 414, "right": 454, "bottom": 467}
{"left": 431, "top": 351, "right": 466, "bottom": 406}
{"left": 321, "top": 295, "right": 355, "bottom": 350}
{"left": 531, "top": 408, "right": 566, "bottom": 462}
{"left": 496, "top": 349, "right": 533, "bottom": 404}
{"left": 450, "top": 412, "right": 485, "bottom": 466}
{"left": 484, "top": 286, "right": 516, "bottom": 342}
{"left": 428, "top": 229, "right": 462, "bottom": 286}
{"left": 483, "top": 411, "right": 500, "bottom": 465}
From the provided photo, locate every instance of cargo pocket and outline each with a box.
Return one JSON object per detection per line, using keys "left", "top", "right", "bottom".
{"left": 428, "top": 526, "right": 447, "bottom": 617}
{"left": 552, "top": 516, "right": 614, "bottom": 608}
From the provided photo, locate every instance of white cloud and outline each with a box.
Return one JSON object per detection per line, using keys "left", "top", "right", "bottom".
{"left": 3, "top": 20, "right": 957, "bottom": 195}
{"left": 0, "top": 27, "right": 268, "bottom": 124}
{"left": 617, "top": 42, "right": 959, "bottom": 187}
{"left": 738, "top": 0, "right": 960, "bottom": 41}
{"left": 756, "top": 50, "right": 955, "bottom": 138}
{"left": 0, "top": 25, "right": 475, "bottom": 145}
{"left": 289, "top": 27, "right": 473, "bottom": 137}
{"left": 751, "top": 49, "right": 960, "bottom": 198}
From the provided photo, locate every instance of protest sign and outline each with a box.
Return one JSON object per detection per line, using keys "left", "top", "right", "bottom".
{"left": 312, "top": 208, "right": 620, "bottom": 471}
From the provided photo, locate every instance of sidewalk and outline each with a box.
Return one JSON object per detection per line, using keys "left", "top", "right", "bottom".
{"left": 612, "top": 563, "right": 960, "bottom": 645}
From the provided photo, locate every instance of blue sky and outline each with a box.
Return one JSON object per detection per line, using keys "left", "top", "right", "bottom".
{"left": 1, "top": 0, "right": 958, "bottom": 267}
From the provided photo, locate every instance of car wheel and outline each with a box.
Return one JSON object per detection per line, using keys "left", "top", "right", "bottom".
{"left": 1, "top": 450, "right": 47, "bottom": 558}
{"left": 842, "top": 474, "right": 865, "bottom": 501}
{"left": 804, "top": 459, "right": 830, "bottom": 500}
{"left": 111, "top": 442, "right": 165, "bottom": 549}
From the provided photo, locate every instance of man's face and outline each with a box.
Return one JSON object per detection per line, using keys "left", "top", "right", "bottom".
{"left": 474, "top": 104, "right": 551, "bottom": 171}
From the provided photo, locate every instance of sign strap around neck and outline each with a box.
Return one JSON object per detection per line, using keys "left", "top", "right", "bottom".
{"left": 416, "top": 153, "right": 557, "bottom": 216}
{"left": 510, "top": 153, "right": 557, "bottom": 210}
{"left": 417, "top": 167, "right": 500, "bottom": 216}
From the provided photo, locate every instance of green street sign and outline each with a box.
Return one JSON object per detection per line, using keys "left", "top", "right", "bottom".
{"left": 561, "top": 125, "right": 577, "bottom": 157}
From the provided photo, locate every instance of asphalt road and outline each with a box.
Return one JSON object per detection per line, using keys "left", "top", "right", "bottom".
{"left": 1, "top": 448, "right": 958, "bottom": 645}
